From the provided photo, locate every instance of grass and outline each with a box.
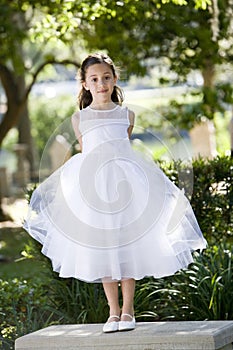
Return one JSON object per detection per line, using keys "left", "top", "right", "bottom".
{"left": 0, "top": 196, "right": 49, "bottom": 281}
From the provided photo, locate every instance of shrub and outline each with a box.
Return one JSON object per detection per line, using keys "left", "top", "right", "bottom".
{"left": 0, "top": 278, "right": 55, "bottom": 349}
{"left": 46, "top": 277, "right": 108, "bottom": 324}
{"left": 191, "top": 156, "right": 233, "bottom": 245}
{"left": 138, "top": 244, "right": 233, "bottom": 321}
{"left": 29, "top": 95, "right": 75, "bottom": 158}
{"left": 160, "top": 156, "right": 233, "bottom": 245}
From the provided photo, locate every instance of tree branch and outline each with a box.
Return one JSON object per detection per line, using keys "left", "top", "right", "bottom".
{"left": 24, "top": 59, "right": 81, "bottom": 102}
{"left": 0, "top": 64, "right": 19, "bottom": 106}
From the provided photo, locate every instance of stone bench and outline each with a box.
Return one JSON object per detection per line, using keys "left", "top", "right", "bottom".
{"left": 15, "top": 321, "right": 233, "bottom": 350}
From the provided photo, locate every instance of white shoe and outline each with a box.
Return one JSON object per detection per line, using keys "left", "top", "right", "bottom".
{"left": 119, "top": 313, "right": 136, "bottom": 331}
{"left": 103, "top": 315, "right": 120, "bottom": 333}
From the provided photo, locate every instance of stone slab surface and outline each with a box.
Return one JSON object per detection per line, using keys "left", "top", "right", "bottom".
{"left": 15, "top": 321, "right": 233, "bottom": 350}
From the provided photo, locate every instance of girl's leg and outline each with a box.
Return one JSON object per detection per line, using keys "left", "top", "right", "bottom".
{"left": 102, "top": 281, "right": 121, "bottom": 322}
{"left": 121, "top": 278, "right": 135, "bottom": 321}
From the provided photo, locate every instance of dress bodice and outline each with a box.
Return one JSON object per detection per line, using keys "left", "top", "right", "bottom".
{"left": 79, "top": 105, "right": 130, "bottom": 153}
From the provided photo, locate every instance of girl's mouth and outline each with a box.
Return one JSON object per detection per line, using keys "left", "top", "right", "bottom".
{"left": 98, "top": 89, "right": 108, "bottom": 93}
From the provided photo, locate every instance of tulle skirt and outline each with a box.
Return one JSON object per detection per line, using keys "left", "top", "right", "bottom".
{"left": 23, "top": 142, "right": 207, "bottom": 283}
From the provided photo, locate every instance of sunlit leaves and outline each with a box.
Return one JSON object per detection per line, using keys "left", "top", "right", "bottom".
{"left": 162, "top": 0, "right": 188, "bottom": 5}
{"left": 0, "top": 0, "right": 211, "bottom": 66}
{"left": 194, "top": 0, "right": 212, "bottom": 9}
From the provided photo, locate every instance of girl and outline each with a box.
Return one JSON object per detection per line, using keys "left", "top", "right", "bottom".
{"left": 24, "top": 53, "right": 207, "bottom": 333}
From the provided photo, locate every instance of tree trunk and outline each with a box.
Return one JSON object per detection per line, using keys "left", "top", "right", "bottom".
{"left": 0, "top": 65, "right": 36, "bottom": 179}
{"left": 0, "top": 64, "right": 22, "bottom": 143}
{"left": 202, "top": 60, "right": 215, "bottom": 88}
{"left": 16, "top": 75, "right": 38, "bottom": 179}
{"left": 201, "top": 60, "right": 216, "bottom": 117}
{"left": 17, "top": 106, "right": 38, "bottom": 179}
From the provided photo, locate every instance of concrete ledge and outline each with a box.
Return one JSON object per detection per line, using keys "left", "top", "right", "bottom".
{"left": 15, "top": 321, "right": 233, "bottom": 350}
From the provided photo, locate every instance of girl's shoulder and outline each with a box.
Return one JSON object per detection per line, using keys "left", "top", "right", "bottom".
{"left": 71, "top": 110, "right": 80, "bottom": 120}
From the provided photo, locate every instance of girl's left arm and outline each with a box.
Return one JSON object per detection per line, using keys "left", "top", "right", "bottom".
{"left": 127, "top": 110, "right": 135, "bottom": 139}
{"left": 71, "top": 112, "right": 83, "bottom": 152}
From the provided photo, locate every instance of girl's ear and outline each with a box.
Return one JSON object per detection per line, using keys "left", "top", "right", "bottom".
{"left": 82, "top": 82, "right": 89, "bottom": 91}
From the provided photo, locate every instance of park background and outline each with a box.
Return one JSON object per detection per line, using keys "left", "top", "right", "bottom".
{"left": 0, "top": 1, "right": 232, "bottom": 349}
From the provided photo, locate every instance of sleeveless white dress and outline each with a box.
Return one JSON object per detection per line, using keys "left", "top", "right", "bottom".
{"left": 23, "top": 105, "right": 207, "bottom": 283}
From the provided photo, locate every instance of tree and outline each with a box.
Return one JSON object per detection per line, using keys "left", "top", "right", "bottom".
{"left": 0, "top": 1, "right": 84, "bottom": 176}
{"left": 81, "top": 0, "right": 233, "bottom": 122}
{"left": 0, "top": 0, "right": 84, "bottom": 220}
{"left": 0, "top": 0, "right": 211, "bottom": 158}
{"left": 0, "top": 0, "right": 210, "bottom": 220}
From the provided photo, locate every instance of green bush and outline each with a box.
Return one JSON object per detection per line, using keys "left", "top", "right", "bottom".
{"left": 160, "top": 155, "right": 233, "bottom": 245}
{"left": 138, "top": 244, "right": 233, "bottom": 321}
{"left": 191, "top": 156, "right": 233, "bottom": 245}
{"left": 29, "top": 95, "right": 75, "bottom": 158}
{"left": 136, "top": 156, "right": 233, "bottom": 321}
{"left": 46, "top": 277, "right": 108, "bottom": 324}
{"left": 0, "top": 278, "right": 55, "bottom": 350}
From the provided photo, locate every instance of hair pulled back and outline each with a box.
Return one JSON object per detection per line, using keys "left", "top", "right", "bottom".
{"left": 77, "top": 53, "right": 124, "bottom": 110}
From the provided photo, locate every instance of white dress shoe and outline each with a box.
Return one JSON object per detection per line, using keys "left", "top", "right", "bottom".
{"left": 103, "top": 315, "right": 120, "bottom": 333}
{"left": 119, "top": 313, "right": 136, "bottom": 331}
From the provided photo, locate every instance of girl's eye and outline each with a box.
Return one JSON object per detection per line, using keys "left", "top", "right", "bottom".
{"left": 92, "top": 78, "right": 98, "bottom": 82}
{"left": 105, "top": 76, "right": 111, "bottom": 80}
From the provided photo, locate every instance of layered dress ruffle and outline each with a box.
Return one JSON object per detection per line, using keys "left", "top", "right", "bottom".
{"left": 23, "top": 105, "right": 207, "bottom": 282}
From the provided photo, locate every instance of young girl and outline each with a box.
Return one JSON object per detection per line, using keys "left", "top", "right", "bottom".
{"left": 24, "top": 53, "right": 207, "bottom": 333}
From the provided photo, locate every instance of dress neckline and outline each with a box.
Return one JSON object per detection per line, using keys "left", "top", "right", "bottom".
{"left": 87, "top": 105, "right": 120, "bottom": 112}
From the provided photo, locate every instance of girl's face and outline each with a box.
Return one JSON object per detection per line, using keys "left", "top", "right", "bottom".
{"left": 83, "top": 63, "right": 117, "bottom": 105}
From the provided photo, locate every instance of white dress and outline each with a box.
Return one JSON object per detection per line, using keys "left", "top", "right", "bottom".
{"left": 23, "top": 105, "right": 207, "bottom": 283}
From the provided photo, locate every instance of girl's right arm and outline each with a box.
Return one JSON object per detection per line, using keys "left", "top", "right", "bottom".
{"left": 71, "top": 112, "right": 83, "bottom": 152}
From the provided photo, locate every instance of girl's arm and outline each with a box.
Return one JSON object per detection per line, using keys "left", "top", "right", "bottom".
{"left": 127, "top": 110, "right": 135, "bottom": 139}
{"left": 71, "top": 112, "right": 83, "bottom": 152}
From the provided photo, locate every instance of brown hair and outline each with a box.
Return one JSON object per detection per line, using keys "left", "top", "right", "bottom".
{"left": 77, "top": 53, "right": 124, "bottom": 109}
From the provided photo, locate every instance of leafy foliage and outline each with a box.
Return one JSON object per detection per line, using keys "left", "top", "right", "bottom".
{"left": 82, "top": 0, "right": 232, "bottom": 77}
{"left": 0, "top": 278, "right": 53, "bottom": 350}
{"left": 156, "top": 83, "right": 233, "bottom": 129}
{"left": 0, "top": 0, "right": 230, "bottom": 152}
{"left": 191, "top": 156, "right": 233, "bottom": 244}
{"left": 1, "top": 156, "right": 232, "bottom": 347}
{"left": 46, "top": 277, "right": 108, "bottom": 324}
{"left": 82, "top": 0, "right": 233, "bottom": 126}
{"left": 29, "top": 95, "right": 75, "bottom": 158}
{"left": 0, "top": 0, "right": 82, "bottom": 153}
{"left": 139, "top": 244, "right": 233, "bottom": 321}
{"left": 160, "top": 156, "right": 233, "bottom": 245}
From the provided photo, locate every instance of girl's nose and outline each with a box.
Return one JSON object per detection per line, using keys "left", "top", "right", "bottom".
{"left": 99, "top": 78, "right": 106, "bottom": 86}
